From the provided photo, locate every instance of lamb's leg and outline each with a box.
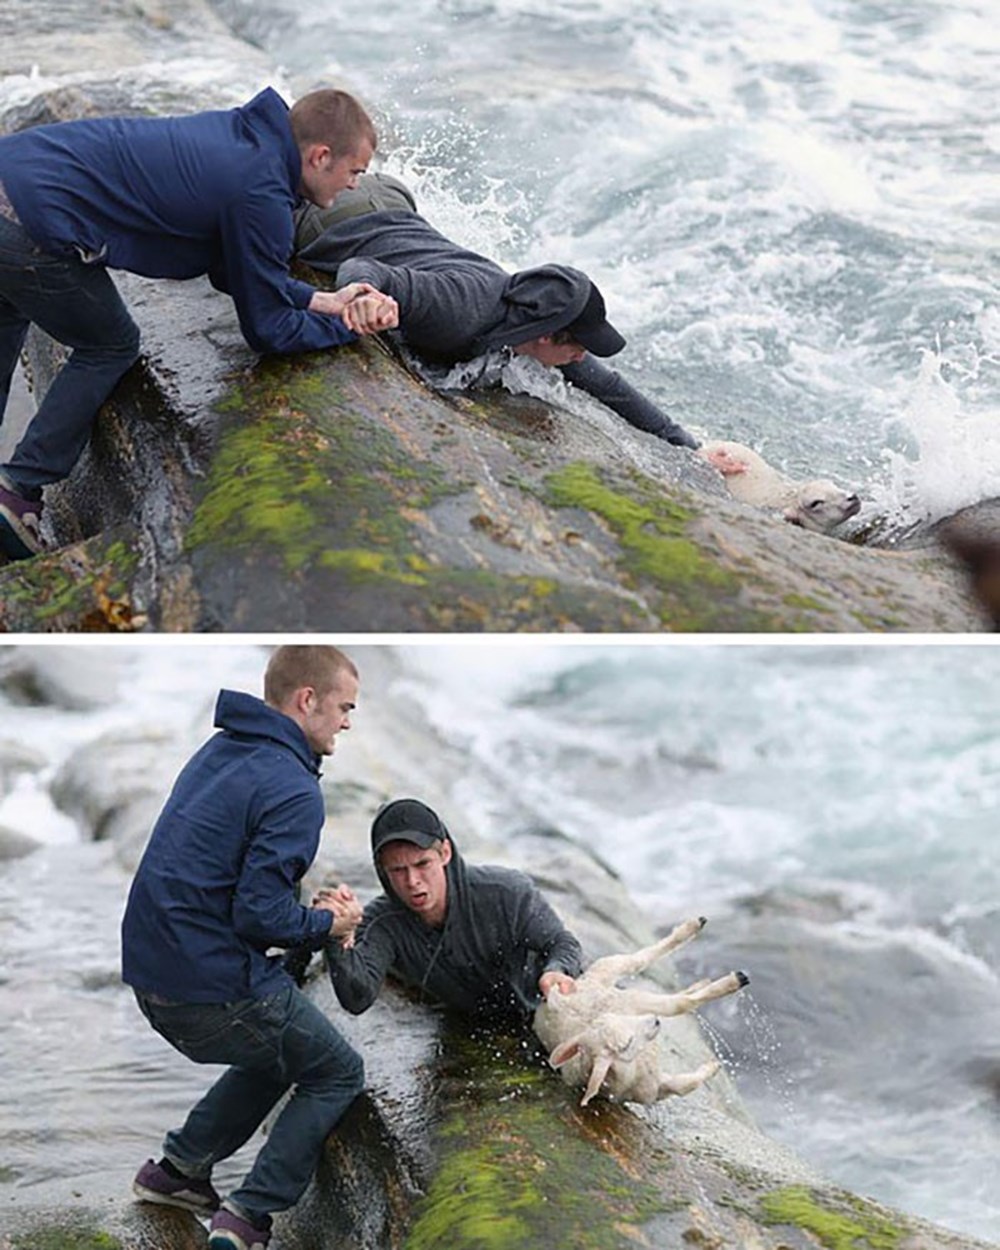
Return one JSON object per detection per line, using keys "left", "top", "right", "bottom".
{"left": 619, "top": 970, "right": 749, "bottom": 1017}
{"left": 580, "top": 1053, "right": 615, "bottom": 1106}
{"left": 584, "top": 917, "right": 707, "bottom": 986}
{"left": 656, "top": 1059, "right": 720, "bottom": 1099}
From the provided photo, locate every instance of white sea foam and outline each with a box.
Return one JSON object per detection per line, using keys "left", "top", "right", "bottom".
{"left": 207, "top": 0, "right": 1000, "bottom": 528}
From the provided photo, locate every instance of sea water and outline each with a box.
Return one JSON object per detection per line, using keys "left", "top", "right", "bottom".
{"left": 0, "top": 643, "right": 997, "bottom": 1241}
{"left": 212, "top": 0, "right": 1000, "bottom": 539}
{"left": 399, "top": 641, "right": 1000, "bottom": 1239}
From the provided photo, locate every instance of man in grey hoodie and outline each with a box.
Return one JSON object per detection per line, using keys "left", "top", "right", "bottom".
{"left": 294, "top": 175, "right": 698, "bottom": 450}
{"left": 323, "top": 798, "right": 582, "bottom": 1026}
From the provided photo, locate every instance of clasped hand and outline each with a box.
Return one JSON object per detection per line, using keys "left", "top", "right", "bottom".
{"left": 308, "top": 282, "right": 399, "bottom": 335}
{"left": 311, "top": 883, "right": 363, "bottom": 947}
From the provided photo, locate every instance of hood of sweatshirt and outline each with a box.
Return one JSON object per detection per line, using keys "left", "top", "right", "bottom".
{"left": 370, "top": 797, "right": 467, "bottom": 901}
{"left": 469, "top": 263, "right": 594, "bottom": 355}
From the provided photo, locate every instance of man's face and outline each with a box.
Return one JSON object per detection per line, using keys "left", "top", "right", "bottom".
{"left": 300, "top": 671, "right": 358, "bottom": 756}
{"left": 379, "top": 838, "right": 453, "bottom": 927}
{"left": 300, "top": 139, "right": 374, "bottom": 208}
{"left": 513, "top": 335, "right": 587, "bottom": 367}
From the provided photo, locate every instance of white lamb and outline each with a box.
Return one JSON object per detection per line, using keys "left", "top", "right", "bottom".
{"left": 698, "top": 439, "right": 861, "bottom": 534}
{"left": 534, "top": 916, "right": 747, "bottom": 1106}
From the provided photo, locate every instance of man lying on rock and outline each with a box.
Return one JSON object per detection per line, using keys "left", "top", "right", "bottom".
{"left": 0, "top": 87, "right": 398, "bottom": 562}
{"left": 323, "top": 797, "right": 583, "bottom": 1026}
{"left": 294, "top": 173, "right": 699, "bottom": 453}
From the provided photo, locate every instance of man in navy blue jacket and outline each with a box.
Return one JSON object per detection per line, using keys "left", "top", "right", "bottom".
{"left": 0, "top": 87, "right": 398, "bottom": 561}
{"left": 122, "top": 644, "right": 365, "bottom": 1250}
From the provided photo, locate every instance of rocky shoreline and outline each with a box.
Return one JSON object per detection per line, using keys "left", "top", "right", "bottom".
{"left": 0, "top": 1, "right": 988, "bottom": 632}
{"left": 1, "top": 648, "right": 996, "bottom": 1249}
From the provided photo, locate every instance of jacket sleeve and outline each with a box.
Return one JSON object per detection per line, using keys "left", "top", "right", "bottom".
{"left": 560, "top": 355, "right": 699, "bottom": 449}
{"left": 517, "top": 881, "right": 584, "bottom": 979}
{"left": 215, "top": 181, "right": 357, "bottom": 355}
{"left": 325, "top": 906, "right": 399, "bottom": 1014}
{"left": 231, "top": 790, "right": 333, "bottom": 950}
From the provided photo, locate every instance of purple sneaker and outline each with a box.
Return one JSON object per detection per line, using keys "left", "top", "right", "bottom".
{"left": 0, "top": 483, "right": 44, "bottom": 560}
{"left": 132, "top": 1157, "right": 220, "bottom": 1215}
{"left": 208, "top": 1206, "right": 272, "bottom": 1250}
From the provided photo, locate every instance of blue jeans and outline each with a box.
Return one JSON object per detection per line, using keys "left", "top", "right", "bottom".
{"left": 136, "top": 984, "right": 364, "bottom": 1223}
{"left": 0, "top": 215, "right": 140, "bottom": 496}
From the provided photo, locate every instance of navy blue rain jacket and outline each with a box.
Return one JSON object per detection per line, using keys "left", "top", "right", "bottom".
{"left": 121, "top": 689, "right": 333, "bottom": 1004}
{"left": 0, "top": 88, "right": 354, "bottom": 354}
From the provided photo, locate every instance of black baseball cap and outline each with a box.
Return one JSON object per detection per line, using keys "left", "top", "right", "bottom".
{"left": 370, "top": 798, "right": 449, "bottom": 857}
{"left": 564, "top": 282, "right": 626, "bottom": 357}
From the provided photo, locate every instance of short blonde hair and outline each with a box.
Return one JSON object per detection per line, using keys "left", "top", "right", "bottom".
{"left": 263, "top": 645, "right": 357, "bottom": 707}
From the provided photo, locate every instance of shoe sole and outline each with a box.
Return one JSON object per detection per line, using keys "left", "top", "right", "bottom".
{"left": 132, "top": 1179, "right": 218, "bottom": 1215}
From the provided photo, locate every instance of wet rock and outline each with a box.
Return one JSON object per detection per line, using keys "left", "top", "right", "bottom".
{"left": 0, "top": 738, "right": 47, "bottom": 796}
{"left": 281, "top": 970, "right": 991, "bottom": 1250}
{"left": 0, "top": 1196, "right": 204, "bottom": 1250}
{"left": 0, "top": 0, "right": 274, "bottom": 87}
{"left": 0, "top": 647, "right": 123, "bottom": 709}
{"left": 49, "top": 727, "right": 184, "bottom": 867}
{"left": 0, "top": 823, "right": 40, "bottom": 860}
{"left": 4, "top": 314, "right": 985, "bottom": 632}
{"left": 935, "top": 506, "right": 1000, "bottom": 631}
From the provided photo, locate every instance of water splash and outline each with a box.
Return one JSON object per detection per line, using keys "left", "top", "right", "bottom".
{"left": 870, "top": 343, "right": 1000, "bottom": 537}
{"left": 698, "top": 991, "right": 796, "bottom": 1119}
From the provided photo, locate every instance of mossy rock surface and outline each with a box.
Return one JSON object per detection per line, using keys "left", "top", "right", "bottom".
{"left": 0, "top": 0, "right": 987, "bottom": 633}
{"left": 3, "top": 316, "right": 985, "bottom": 632}
{"left": 273, "top": 981, "right": 996, "bottom": 1250}
{"left": 0, "top": 1201, "right": 202, "bottom": 1250}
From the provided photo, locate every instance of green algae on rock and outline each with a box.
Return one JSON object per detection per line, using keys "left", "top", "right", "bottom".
{"left": 0, "top": 532, "right": 144, "bottom": 632}
{"left": 6, "top": 1232, "right": 122, "bottom": 1250}
{"left": 406, "top": 1030, "right": 675, "bottom": 1250}
{"left": 759, "top": 1186, "right": 906, "bottom": 1250}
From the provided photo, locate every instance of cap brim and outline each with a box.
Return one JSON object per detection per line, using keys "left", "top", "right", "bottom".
{"left": 372, "top": 828, "right": 442, "bottom": 855}
{"left": 574, "top": 322, "right": 626, "bottom": 357}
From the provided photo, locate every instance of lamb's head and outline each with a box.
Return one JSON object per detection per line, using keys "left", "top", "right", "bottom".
{"left": 548, "top": 1012, "right": 662, "bottom": 1106}
{"left": 784, "top": 480, "right": 861, "bottom": 534}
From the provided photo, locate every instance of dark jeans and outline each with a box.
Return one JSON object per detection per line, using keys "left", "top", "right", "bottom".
{"left": 136, "top": 983, "right": 364, "bottom": 1223}
{"left": 0, "top": 215, "right": 140, "bottom": 496}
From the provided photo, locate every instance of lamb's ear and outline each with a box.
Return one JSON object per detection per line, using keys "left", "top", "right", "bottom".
{"left": 549, "top": 1038, "right": 582, "bottom": 1069}
{"left": 581, "top": 1054, "right": 614, "bottom": 1106}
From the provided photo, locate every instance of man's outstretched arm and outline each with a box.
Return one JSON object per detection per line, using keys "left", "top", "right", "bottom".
{"left": 324, "top": 902, "right": 399, "bottom": 1014}
{"left": 560, "top": 355, "right": 699, "bottom": 449}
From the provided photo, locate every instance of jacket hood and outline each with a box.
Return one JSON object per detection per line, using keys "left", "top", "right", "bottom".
{"left": 238, "top": 86, "right": 301, "bottom": 196}
{"left": 214, "top": 688, "right": 321, "bottom": 775}
{"left": 470, "top": 263, "right": 592, "bottom": 355}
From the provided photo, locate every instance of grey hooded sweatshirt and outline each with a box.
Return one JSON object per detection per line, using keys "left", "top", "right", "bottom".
{"left": 326, "top": 830, "right": 583, "bottom": 1025}
{"left": 295, "top": 199, "right": 698, "bottom": 449}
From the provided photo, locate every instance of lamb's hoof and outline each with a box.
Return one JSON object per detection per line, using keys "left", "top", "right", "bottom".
{"left": 698, "top": 916, "right": 708, "bottom": 929}
{"left": 736, "top": 970, "right": 750, "bottom": 987}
